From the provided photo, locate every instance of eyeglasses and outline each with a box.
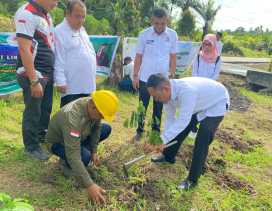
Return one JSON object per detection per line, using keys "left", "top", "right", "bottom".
{"left": 203, "top": 42, "right": 212, "bottom": 46}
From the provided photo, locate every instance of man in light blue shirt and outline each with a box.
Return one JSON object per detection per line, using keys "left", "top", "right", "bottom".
{"left": 146, "top": 73, "right": 229, "bottom": 190}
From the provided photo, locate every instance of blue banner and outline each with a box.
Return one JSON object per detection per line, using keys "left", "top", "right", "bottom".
{"left": 0, "top": 33, "right": 120, "bottom": 96}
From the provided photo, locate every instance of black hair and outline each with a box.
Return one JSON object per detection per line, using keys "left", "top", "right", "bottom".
{"left": 123, "top": 57, "right": 132, "bottom": 65}
{"left": 152, "top": 8, "right": 168, "bottom": 18}
{"left": 66, "top": 0, "right": 86, "bottom": 14}
{"left": 216, "top": 32, "right": 223, "bottom": 38}
{"left": 147, "top": 73, "right": 169, "bottom": 89}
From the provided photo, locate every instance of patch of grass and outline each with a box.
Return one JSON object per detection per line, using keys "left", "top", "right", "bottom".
{"left": 31, "top": 192, "right": 66, "bottom": 209}
{"left": 240, "top": 88, "right": 272, "bottom": 106}
{"left": 225, "top": 147, "right": 272, "bottom": 167}
{"left": 0, "top": 76, "right": 272, "bottom": 210}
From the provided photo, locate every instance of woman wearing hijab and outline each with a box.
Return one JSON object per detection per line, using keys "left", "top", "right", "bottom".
{"left": 192, "top": 34, "right": 222, "bottom": 80}
{"left": 190, "top": 34, "right": 222, "bottom": 138}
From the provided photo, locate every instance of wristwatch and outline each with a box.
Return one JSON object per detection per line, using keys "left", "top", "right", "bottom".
{"left": 30, "top": 78, "right": 39, "bottom": 86}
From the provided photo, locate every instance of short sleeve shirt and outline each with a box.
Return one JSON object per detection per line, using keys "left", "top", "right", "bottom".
{"left": 136, "top": 26, "right": 178, "bottom": 82}
{"left": 14, "top": 0, "right": 55, "bottom": 75}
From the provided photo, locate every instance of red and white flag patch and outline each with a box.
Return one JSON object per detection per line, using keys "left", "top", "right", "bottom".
{"left": 70, "top": 129, "right": 80, "bottom": 138}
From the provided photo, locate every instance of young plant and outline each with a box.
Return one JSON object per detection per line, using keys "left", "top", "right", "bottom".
{"left": 0, "top": 192, "right": 34, "bottom": 211}
{"left": 124, "top": 102, "right": 163, "bottom": 145}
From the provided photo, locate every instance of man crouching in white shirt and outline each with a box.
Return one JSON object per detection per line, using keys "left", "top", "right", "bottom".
{"left": 54, "top": 0, "right": 97, "bottom": 107}
{"left": 146, "top": 73, "right": 230, "bottom": 191}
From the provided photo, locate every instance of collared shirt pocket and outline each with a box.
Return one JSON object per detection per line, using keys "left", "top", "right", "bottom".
{"left": 144, "top": 39, "right": 155, "bottom": 55}
{"left": 66, "top": 35, "right": 81, "bottom": 54}
{"left": 160, "top": 38, "right": 171, "bottom": 56}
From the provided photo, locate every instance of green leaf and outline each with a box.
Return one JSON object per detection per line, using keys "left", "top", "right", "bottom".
{"left": 0, "top": 193, "right": 34, "bottom": 210}
{"left": 12, "top": 201, "right": 34, "bottom": 211}
{"left": 148, "top": 130, "right": 162, "bottom": 145}
{"left": 0, "top": 192, "right": 11, "bottom": 201}
{"left": 133, "top": 112, "right": 138, "bottom": 128}
{"left": 137, "top": 101, "right": 145, "bottom": 113}
{"left": 123, "top": 119, "right": 129, "bottom": 128}
{"left": 130, "top": 111, "right": 136, "bottom": 128}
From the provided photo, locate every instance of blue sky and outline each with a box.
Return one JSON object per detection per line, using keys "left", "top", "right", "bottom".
{"left": 212, "top": 0, "right": 272, "bottom": 31}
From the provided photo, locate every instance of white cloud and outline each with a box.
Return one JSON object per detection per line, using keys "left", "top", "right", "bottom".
{"left": 213, "top": 0, "right": 272, "bottom": 31}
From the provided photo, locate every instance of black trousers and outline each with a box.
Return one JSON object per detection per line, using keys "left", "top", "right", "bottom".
{"left": 51, "top": 123, "right": 111, "bottom": 167}
{"left": 60, "top": 94, "right": 89, "bottom": 108}
{"left": 163, "top": 115, "right": 223, "bottom": 183}
{"left": 17, "top": 74, "right": 53, "bottom": 151}
{"left": 137, "top": 80, "right": 163, "bottom": 134}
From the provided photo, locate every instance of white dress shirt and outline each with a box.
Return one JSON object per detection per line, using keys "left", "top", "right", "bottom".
{"left": 161, "top": 77, "right": 230, "bottom": 144}
{"left": 192, "top": 56, "right": 222, "bottom": 80}
{"left": 54, "top": 19, "right": 96, "bottom": 97}
{"left": 123, "top": 62, "right": 134, "bottom": 80}
{"left": 136, "top": 26, "right": 178, "bottom": 82}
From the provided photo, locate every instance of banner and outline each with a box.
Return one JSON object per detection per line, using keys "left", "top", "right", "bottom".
{"left": 176, "top": 41, "right": 201, "bottom": 73}
{"left": 90, "top": 35, "right": 120, "bottom": 76}
{"left": 0, "top": 33, "right": 120, "bottom": 96}
{"left": 123, "top": 37, "right": 201, "bottom": 73}
{"left": 0, "top": 33, "right": 20, "bottom": 96}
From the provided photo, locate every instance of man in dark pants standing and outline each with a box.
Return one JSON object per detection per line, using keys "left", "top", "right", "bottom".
{"left": 146, "top": 74, "right": 229, "bottom": 190}
{"left": 132, "top": 8, "right": 178, "bottom": 141}
{"left": 15, "top": 0, "right": 59, "bottom": 160}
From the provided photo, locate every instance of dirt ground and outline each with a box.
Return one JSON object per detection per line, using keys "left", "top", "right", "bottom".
{"left": 215, "top": 129, "right": 262, "bottom": 153}
{"left": 220, "top": 74, "right": 252, "bottom": 112}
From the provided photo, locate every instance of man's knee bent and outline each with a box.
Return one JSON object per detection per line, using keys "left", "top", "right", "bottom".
{"left": 100, "top": 123, "right": 112, "bottom": 141}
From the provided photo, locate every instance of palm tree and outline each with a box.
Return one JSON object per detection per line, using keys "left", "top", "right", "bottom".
{"left": 168, "top": 0, "right": 192, "bottom": 14}
{"left": 191, "top": 0, "right": 220, "bottom": 38}
{"left": 176, "top": 0, "right": 194, "bottom": 11}
{"left": 155, "top": 0, "right": 193, "bottom": 16}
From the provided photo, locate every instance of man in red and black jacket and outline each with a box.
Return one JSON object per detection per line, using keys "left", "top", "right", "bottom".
{"left": 15, "top": 0, "right": 58, "bottom": 160}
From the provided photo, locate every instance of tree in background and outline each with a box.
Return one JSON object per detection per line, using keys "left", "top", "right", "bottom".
{"left": 84, "top": 15, "right": 111, "bottom": 35}
{"left": 191, "top": 0, "right": 220, "bottom": 38}
{"left": 177, "top": 9, "right": 195, "bottom": 38}
{"left": 0, "top": 0, "right": 25, "bottom": 15}
{"left": 110, "top": 0, "right": 142, "bottom": 36}
{"left": 84, "top": 0, "right": 146, "bottom": 36}
{"left": 0, "top": 15, "right": 14, "bottom": 31}
{"left": 155, "top": 0, "right": 176, "bottom": 14}
{"left": 51, "top": 7, "right": 64, "bottom": 26}
{"left": 176, "top": 0, "right": 194, "bottom": 11}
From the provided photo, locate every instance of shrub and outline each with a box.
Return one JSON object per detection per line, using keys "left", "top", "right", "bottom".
{"left": 0, "top": 192, "right": 34, "bottom": 211}
{"left": 0, "top": 15, "right": 14, "bottom": 32}
{"left": 222, "top": 40, "right": 244, "bottom": 56}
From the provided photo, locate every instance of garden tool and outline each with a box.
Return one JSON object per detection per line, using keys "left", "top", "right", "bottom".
{"left": 122, "top": 140, "right": 178, "bottom": 178}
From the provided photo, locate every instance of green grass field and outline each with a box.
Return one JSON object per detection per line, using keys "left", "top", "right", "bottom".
{"left": 0, "top": 75, "right": 272, "bottom": 210}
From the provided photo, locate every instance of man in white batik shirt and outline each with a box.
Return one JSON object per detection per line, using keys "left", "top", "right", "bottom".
{"left": 54, "top": 0, "right": 96, "bottom": 107}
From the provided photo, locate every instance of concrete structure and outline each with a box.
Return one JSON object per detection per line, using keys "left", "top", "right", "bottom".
{"left": 246, "top": 69, "right": 272, "bottom": 91}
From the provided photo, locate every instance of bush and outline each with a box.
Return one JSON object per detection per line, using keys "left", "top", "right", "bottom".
{"left": 0, "top": 15, "right": 14, "bottom": 32}
{"left": 177, "top": 10, "right": 195, "bottom": 38}
{"left": 50, "top": 7, "right": 64, "bottom": 26}
{"left": 222, "top": 40, "right": 244, "bottom": 56}
{"left": 0, "top": 3, "right": 9, "bottom": 16}
{"left": 0, "top": 192, "right": 34, "bottom": 211}
{"left": 84, "top": 15, "right": 111, "bottom": 35}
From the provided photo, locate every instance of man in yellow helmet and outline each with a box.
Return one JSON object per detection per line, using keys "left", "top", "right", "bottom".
{"left": 45, "top": 90, "right": 118, "bottom": 204}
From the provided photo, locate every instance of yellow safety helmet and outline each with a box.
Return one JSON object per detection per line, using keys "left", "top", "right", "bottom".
{"left": 91, "top": 90, "right": 118, "bottom": 122}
